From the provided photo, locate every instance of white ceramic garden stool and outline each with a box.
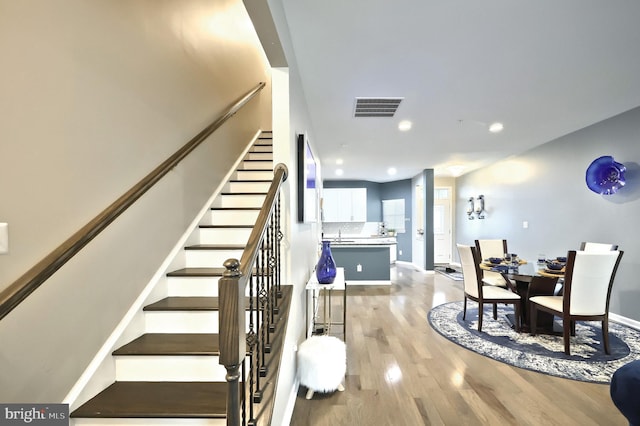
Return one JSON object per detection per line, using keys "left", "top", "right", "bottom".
{"left": 297, "top": 335, "right": 346, "bottom": 399}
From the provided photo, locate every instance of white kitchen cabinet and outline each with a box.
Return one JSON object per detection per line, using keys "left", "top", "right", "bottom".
{"left": 323, "top": 188, "right": 367, "bottom": 222}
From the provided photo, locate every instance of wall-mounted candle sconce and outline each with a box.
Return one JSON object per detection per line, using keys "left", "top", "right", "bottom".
{"left": 474, "top": 195, "right": 485, "bottom": 219}
{"left": 467, "top": 197, "right": 475, "bottom": 220}
{"left": 467, "top": 195, "right": 485, "bottom": 219}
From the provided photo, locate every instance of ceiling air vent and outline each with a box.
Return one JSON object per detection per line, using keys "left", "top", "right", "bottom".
{"left": 354, "top": 97, "right": 403, "bottom": 117}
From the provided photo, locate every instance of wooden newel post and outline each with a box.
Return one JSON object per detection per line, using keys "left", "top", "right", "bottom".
{"left": 219, "top": 258, "right": 246, "bottom": 426}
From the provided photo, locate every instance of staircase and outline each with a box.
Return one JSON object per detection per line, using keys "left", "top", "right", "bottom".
{"left": 71, "top": 131, "right": 290, "bottom": 426}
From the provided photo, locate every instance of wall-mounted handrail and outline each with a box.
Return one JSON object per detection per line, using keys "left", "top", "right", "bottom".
{"left": 0, "top": 82, "right": 266, "bottom": 321}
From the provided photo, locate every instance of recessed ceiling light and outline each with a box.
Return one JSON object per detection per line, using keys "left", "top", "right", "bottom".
{"left": 335, "top": 169, "right": 344, "bottom": 176}
{"left": 398, "top": 120, "right": 412, "bottom": 132}
{"left": 489, "top": 122, "right": 504, "bottom": 133}
{"left": 336, "top": 158, "right": 344, "bottom": 165}
{"left": 387, "top": 167, "right": 397, "bottom": 176}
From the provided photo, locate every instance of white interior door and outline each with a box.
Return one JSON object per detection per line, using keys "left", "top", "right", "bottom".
{"left": 434, "top": 187, "right": 452, "bottom": 264}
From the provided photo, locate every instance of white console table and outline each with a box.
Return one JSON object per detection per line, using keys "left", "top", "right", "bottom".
{"left": 305, "top": 267, "right": 347, "bottom": 341}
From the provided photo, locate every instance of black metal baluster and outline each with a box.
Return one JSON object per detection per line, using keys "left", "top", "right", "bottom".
{"left": 241, "top": 358, "right": 247, "bottom": 426}
{"left": 267, "top": 216, "right": 275, "bottom": 336}
{"left": 276, "top": 194, "right": 283, "bottom": 299}
{"left": 258, "top": 245, "right": 269, "bottom": 374}
{"left": 252, "top": 252, "right": 264, "bottom": 404}
{"left": 246, "top": 274, "right": 256, "bottom": 424}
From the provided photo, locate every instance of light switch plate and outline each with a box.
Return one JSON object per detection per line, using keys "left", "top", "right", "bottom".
{"left": 0, "top": 223, "right": 8, "bottom": 254}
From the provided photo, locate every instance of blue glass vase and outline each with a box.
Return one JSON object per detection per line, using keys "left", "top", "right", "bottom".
{"left": 316, "top": 241, "right": 337, "bottom": 284}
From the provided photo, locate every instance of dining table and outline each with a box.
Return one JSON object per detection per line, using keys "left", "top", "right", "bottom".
{"left": 480, "top": 260, "right": 564, "bottom": 334}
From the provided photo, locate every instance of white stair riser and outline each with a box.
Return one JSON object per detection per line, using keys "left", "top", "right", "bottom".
{"left": 167, "top": 277, "right": 252, "bottom": 297}
{"left": 202, "top": 210, "right": 259, "bottom": 226}
{"left": 145, "top": 311, "right": 252, "bottom": 333}
{"left": 246, "top": 152, "right": 271, "bottom": 160}
{"left": 114, "top": 356, "right": 250, "bottom": 382}
{"left": 252, "top": 145, "right": 272, "bottom": 153}
{"left": 114, "top": 356, "right": 223, "bottom": 381}
{"left": 219, "top": 194, "right": 265, "bottom": 208}
{"left": 198, "top": 228, "right": 252, "bottom": 245}
{"left": 185, "top": 249, "right": 244, "bottom": 268}
{"left": 167, "top": 277, "right": 220, "bottom": 297}
{"left": 239, "top": 160, "right": 272, "bottom": 170}
{"left": 228, "top": 181, "right": 271, "bottom": 193}
{"left": 72, "top": 418, "right": 226, "bottom": 426}
{"left": 235, "top": 170, "right": 273, "bottom": 180}
{"left": 145, "top": 311, "right": 219, "bottom": 333}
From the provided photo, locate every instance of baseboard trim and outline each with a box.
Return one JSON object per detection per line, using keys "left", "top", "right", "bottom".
{"left": 610, "top": 313, "right": 640, "bottom": 330}
{"left": 281, "top": 378, "right": 300, "bottom": 426}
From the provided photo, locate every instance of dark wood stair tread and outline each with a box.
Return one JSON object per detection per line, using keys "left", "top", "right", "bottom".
{"left": 166, "top": 267, "right": 270, "bottom": 278}
{"left": 144, "top": 297, "right": 220, "bottom": 311}
{"left": 211, "top": 207, "right": 260, "bottom": 211}
{"left": 113, "top": 333, "right": 220, "bottom": 356}
{"left": 166, "top": 267, "right": 225, "bottom": 277}
{"left": 71, "top": 381, "right": 228, "bottom": 418}
{"left": 221, "top": 192, "right": 267, "bottom": 195}
{"left": 199, "top": 224, "right": 254, "bottom": 228}
{"left": 185, "top": 244, "right": 269, "bottom": 251}
{"left": 144, "top": 297, "right": 252, "bottom": 311}
{"left": 185, "top": 244, "right": 245, "bottom": 250}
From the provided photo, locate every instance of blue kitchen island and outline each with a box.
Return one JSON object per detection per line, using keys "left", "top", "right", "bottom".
{"left": 328, "top": 237, "right": 396, "bottom": 285}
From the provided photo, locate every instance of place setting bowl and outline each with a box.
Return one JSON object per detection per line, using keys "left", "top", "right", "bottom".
{"left": 545, "top": 258, "right": 566, "bottom": 273}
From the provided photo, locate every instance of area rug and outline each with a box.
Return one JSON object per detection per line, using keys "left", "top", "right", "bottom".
{"left": 427, "top": 301, "right": 640, "bottom": 384}
{"left": 434, "top": 266, "right": 463, "bottom": 281}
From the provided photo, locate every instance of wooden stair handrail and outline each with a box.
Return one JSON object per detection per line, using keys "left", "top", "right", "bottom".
{"left": 0, "top": 82, "right": 266, "bottom": 321}
{"left": 219, "top": 163, "right": 288, "bottom": 366}
{"left": 239, "top": 163, "right": 287, "bottom": 282}
{"left": 218, "top": 163, "right": 288, "bottom": 426}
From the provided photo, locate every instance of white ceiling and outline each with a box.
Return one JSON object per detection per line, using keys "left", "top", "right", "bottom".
{"left": 277, "top": 0, "right": 640, "bottom": 182}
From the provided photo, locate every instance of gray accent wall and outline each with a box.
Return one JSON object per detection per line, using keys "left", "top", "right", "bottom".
{"left": 456, "top": 106, "right": 640, "bottom": 321}
{"left": 422, "top": 169, "right": 435, "bottom": 271}
{"left": 380, "top": 179, "right": 414, "bottom": 264}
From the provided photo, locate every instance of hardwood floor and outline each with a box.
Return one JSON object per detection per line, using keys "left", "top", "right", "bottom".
{"left": 290, "top": 263, "right": 626, "bottom": 425}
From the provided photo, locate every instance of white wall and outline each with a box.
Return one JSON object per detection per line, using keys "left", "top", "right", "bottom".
{"left": 262, "top": 1, "right": 323, "bottom": 424}
{"left": 456, "top": 106, "right": 640, "bottom": 321}
{"left": 0, "top": 0, "right": 271, "bottom": 402}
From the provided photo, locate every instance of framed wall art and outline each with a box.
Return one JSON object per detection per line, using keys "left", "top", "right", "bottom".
{"left": 297, "top": 133, "right": 318, "bottom": 223}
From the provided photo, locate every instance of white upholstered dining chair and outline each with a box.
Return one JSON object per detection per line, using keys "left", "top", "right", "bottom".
{"left": 474, "top": 239, "right": 508, "bottom": 287}
{"left": 529, "top": 250, "right": 623, "bottom": 355}
{"left": 580, "top": 241, "right": 619, "bottom": 252}
{"left": 458, "top": 244, "right": 521, "bottom": 332}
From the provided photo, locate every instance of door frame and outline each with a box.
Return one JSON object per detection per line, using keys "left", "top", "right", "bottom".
{"left": 434, "top": 186, "right": 453, "bottom": 264}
